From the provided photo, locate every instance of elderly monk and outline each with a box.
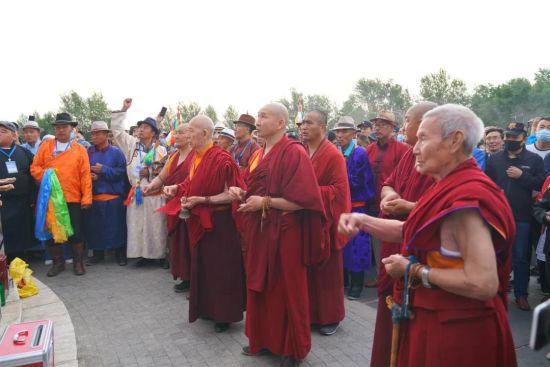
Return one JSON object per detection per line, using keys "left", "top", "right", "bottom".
{"left": 340, "top": 104, "right": 517, "bottom": 367}
{"left": 163, "top": 115, "right": 245, "bottom": 333}
{"left": 370, "top": 102, "right": 437, "bottom": 367}
{"left": 229, "top": 103, "right": 325, "bottom": 367}
{"left": 301, "top": 110, "right": 351, "bottom": 336}
{"left": 148, "top": 123, "right": 195, "bottom": 292}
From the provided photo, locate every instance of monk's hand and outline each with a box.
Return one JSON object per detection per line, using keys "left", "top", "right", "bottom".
{"left": 384, "top": 198, "right": 415, "bottom": 216}
{"left": 228, "top": 186, "right": 246, "bottom": 201}
{"left": 380, "top": 192, "right": 400, "bottom": 214}
{"left": 182, "top": 196, "right": 203, "bottom": 209}
{"left": 506, "top": 166, "right": 522, "bottom": 179}
{"left": 338, "top": 213, "right": 365, "bottom": 237}
{"left": 122, "top": 98, "right": 132, "bottom": 112}
{"left": 91, "top": 163, "right": 103, "bottom": 173}
{"left": 237, "top": 195, "right": 262, "bottom": 212}
{"left": 382, "top": 254, "right": 409, "bottom": 279}
{"left": 163, "top": 185, "right": 178, "bottom": 199}
{"left": 91, "top": 173, "right": 98, "bottom": 181}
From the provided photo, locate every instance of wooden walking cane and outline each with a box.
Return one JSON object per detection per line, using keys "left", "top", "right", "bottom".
{"left": 386, "top": 256, "right": 418, "bottom": 367}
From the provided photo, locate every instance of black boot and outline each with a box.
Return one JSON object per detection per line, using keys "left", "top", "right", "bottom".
{"left": 174, "top": 280, "right": 190, "bottom": 293}
{"left": 343, "top": 269, "right": 350, "bottom": 289}
{"left": 115, "top": 247, "right": 127, "bottom": 266}
{"left": 347, "top": 271, "right": 364, "bottom": 300}
{"left": 86, "top": 250, "right": 104, "bottom": 265}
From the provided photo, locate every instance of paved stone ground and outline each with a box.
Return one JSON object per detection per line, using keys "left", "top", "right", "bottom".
{"left": 29, "top": 255, "right": 550, "bottom": 367}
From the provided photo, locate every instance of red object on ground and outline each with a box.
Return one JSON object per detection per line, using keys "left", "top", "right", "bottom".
{"left": 0, "top": 320, "right": 54, "bottom": 366}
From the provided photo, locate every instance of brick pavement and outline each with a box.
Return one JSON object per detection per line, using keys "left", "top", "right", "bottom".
{"left": 30, "top": 256, "right": 550, "bottom": 366}
{"left": 31, "top": 258, "right": 377, "bottom": 367}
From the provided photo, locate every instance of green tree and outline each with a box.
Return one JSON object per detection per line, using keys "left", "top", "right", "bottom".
{"left": 59, "top": 91, "right": 110, "bottom": 132}
{"left": 223, "top": 105, "right": 240, "bottom": 126}
{"left": 278, "top": 88, "right": 338, "bottom": 128}
{"left": 177, "top": 101, "right": 202, "bottom": 123}
{"left": 339, "top": 94, "right": 368, "bottom": 127}
{"left": 354, "top": 78, "right": 412, "bottom": 123}
{"left": 204, "top": 105, "right": 218, "bottom": 123}
{"left": 419, "top": 69, "right": 469, "bottom": 106}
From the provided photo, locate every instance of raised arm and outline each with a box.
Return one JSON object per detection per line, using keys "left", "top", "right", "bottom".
{"left": 111, "top": 98, "right": 138, "bottom": 158}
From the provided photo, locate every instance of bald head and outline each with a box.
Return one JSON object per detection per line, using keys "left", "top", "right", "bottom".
{"left": 408, "top": 102, "right": 438, "bottom": 122}
{"left": 404, "top": 101, "right": 438, "bottom": 145}
{"left": 263, "top": 103, "right": 289, "bottom": 126}
{"left": 189, "top": 115, "right": 215, "bottom": 149}
{"left": 176, "top": 122, "right": 190, "bottom": 133}
{"left": 189, "top": 115, "right": 214, "bottom": 136}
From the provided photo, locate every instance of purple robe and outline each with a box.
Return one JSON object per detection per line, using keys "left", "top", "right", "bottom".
{"left": 340, "top": 144, "right": 375, "bottom": 272}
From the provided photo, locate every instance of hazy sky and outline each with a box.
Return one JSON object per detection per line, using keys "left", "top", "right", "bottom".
{"left": 1, "top": 0, "right": 548, "bottom": 126}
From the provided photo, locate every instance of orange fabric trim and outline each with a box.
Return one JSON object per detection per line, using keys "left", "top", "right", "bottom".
{"left": 352, "top": 201, "right": 366, "bottom": 208}
{"left": 248, "top": 149, "right": 264, "bottom": 173}
{"left": 189, "top": 142, "right": 214, "bottom": 180}
{"left": 427, "top": 251, "right": 464, "bottom": 269}
{"left": 93, "top": 194, "right": 120, "bottom": 201}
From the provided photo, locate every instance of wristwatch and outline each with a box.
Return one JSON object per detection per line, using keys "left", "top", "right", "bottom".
{"left": 421, "top": 266, "right": 432, "bottom": 288}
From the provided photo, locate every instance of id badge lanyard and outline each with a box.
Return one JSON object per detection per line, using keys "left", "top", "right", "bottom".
{"left": 0, "top": 146, "right": 17, "bottom": 174}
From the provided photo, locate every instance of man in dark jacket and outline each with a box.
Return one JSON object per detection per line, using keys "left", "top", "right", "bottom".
{"left": 0, "top": 121, "right": 37, "bottom": 260}
{"left": 486, "top": 122, "right": 546, "bottom": 311}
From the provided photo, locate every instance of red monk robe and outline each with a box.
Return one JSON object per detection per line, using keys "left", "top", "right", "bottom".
{"left": 307, "top": 139, "right": 351, "bottom": 325}
{"left": 365, "top": 137, "right": 409, "bottom": 212}
{"left": 394, "top": 158, "right": 516, "bottom": 367}
{"left": 370, "top": 148, "right": 434, "bottom": 367}
{"left": 241, "top": 135, "right": 325, "bottom": 360}
{"left": 163, "top": 144, "right": 246, "bottom": 324}
{"left": 163, "top": 150, "right": 195, "bottom": 282}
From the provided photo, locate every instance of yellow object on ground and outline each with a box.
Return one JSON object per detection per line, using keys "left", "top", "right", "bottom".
{"left": 9, "top": 258, "right": 39, "bottom": 298}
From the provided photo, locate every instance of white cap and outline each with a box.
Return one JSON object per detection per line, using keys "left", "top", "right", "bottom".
{"left": 219, "top": 128, "right": 235, "bottom": 140}
{"left": 214, "top": 122, "right": 226, "bottom": 130}
{"left": 22, "top": 121, "right": 42, "bottom": 131}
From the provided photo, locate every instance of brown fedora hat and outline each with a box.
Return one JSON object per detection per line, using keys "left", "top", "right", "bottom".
{"left": 371, "top": 111, "right": 397, "bottom": 126}
{"left": 233, "top": 114, "right": 256, "bottom": 130}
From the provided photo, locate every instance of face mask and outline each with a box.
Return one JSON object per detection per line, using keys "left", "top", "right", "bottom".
{"left": 536, "top": 129, "right": 550, "bottom": 143}
{"left": 505, "top": 140, "right": 523, "bottom": 152}
{"left": 397, "top": 134, "right": 405, "bottom": 142}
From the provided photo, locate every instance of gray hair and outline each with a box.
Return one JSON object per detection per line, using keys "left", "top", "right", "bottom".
{"left": 423, "top": 104, "right": 483, "bottom": 155}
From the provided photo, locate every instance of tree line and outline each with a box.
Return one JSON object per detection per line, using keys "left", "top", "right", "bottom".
{"left": 18, "top": 68, "right": 550, "bottom": 135}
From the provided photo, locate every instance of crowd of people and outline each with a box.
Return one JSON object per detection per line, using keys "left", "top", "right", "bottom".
{"left": 0, "top": 96, "right": 548, "bottom": 366}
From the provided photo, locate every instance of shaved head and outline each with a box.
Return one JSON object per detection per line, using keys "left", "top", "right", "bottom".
{"left": 263, "top": 103, "right": 289, "bottom": 126}
{"left": 408, "top": 102, "right": 438, "bottom": 122}
{"left": 176, "top": 122, "right": 189, "bottom": 133}
{"left": 404, "top": 101, "right": 438, "bottom": 145}
{"left": 189, "top": 115, "right": 214, "bottom": 137}
{"left": 188, "top": 115, "right": 215, "bottom": 149}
